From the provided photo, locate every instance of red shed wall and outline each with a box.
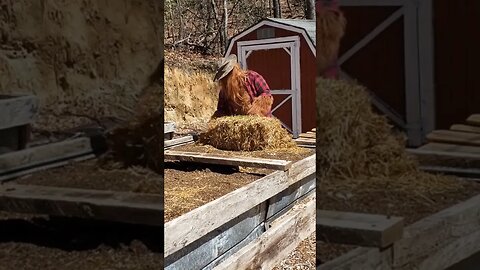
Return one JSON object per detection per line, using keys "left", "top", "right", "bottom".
{"left": 229, "top": 25, "right": 316, "bottom": 133}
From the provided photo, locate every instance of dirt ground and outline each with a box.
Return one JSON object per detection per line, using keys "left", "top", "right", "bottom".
{"left": 14, "top": 159, "right": 163, "bottom": 194}
{"left": 0, "top": 213, "right": 162, "bottom": 270}
{"left": 273, "top": 233, "right": 316, "bottom": 270}
{"left": 164, "top": 162, "right": 264, "bottom": 222}
{"left": 172, "top": 143, "right": 314, "bottom": 162}
{"left": 317, "top": 177, "right": 480, "bottom": 262}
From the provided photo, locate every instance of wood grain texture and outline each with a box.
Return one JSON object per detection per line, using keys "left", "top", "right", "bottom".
{"left": 164, "top": 150, "right": 292, "bottom": 170}
{"left": 427, "top": 130, "right": 480, "bottom": 147}
{"left": 451, "top": 124, "right": 480, "bottom": 134}
{"left": 317, "top": 210, "right": 403, "bottom": 248}
{"left": 0, "top": 184, "right": 163, "bottom": 226}
{"left": 466, "top": 114, "right": 480, "bottom": 127}
{"left": 0, "top": 95, "right": 38, "bottom": 129}
{"left": 0, "top": 138, "right": 93, "bottom": 174}
{"left": 213, "top": 192, "right": 315, "bottom": 270}
{"left": 164, "top": 154, "right": 315, "bottom": 257}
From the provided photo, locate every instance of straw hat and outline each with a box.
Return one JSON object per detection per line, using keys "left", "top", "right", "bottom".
{"left": 213, "top": 54, "right": 238, "bottom": 82}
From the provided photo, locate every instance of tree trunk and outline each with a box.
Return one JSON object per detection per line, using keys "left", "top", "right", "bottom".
{"left": 223, "top": 0, "right": 228, "bottom": 52}
{"left": 305, "top": 0, "right": 315, "bottom": 19}
{"left": 272, "top": 0, "right": 281, "bottom": 18}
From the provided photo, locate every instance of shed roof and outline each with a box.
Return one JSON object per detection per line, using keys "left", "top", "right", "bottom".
{"left": 266, "top": 18, "right": 316, "bottom": 46}
{"left": 225, "top": 18, "right": 316, "bottom": 57}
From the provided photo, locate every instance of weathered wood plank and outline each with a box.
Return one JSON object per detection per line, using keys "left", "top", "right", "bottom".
{"left": 0, "top": 153, "right": 96, "bottom": 182}
{"left": 0, "top": 138, "right": 93, "bottom": 174}
{"left": 295, "top": 138, "right": 316, "bottom": 145}
{"left": 317, "top": 210, "right": 403, "bottom": 248}
{"left": 164, "top": 122, "right": 175, "bottom": 133}
{"left": 0, "top": 95, "right": 38, "bottom": 129}
{"left": 451, "top": 124, "right": 480, "bottom": 134}
{"left": 466, "top": 114, "right": 480, "bottom": 126}
{"left": 165, "top": 204, "right": 266, "bottom": 270}
{"left": 164, "top": 154, "right": 315, "bottom": 257}
{"left": 164, "top": 150, "right": 292, "bottom": 170}
{"left": 419, "top": 142, "right": 480, "bottom": 155}
{"left": 0, "top": 184, "right": 163, "bottom": 226}
{"left": 318, "top": 247, "right": 392, "bottom": 270}
{"left": 427, "top": 130, "right": 480, "bottom": 147}
{"left": 418, "top": 165, "right": 480, "bottom": 179}
{"left": 164, "top": 136, "right": 193, "bottom": 149}
{"left": 213, "top": 192, "right": 315, "bottom": 270}
{"left": 300, "top": 133, "right": 316, "bottom": 139}
{"left": 393, "top": 194, "right": 480, "bottom": 268}
{"left": 407, "top": 148, "right": 480, "bottom": 169}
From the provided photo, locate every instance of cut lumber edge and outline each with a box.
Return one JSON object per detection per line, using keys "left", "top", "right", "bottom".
{"left": 0, "top": 184, "right": 163, "bottom": 226}
{"left": 164, "top": 122, "right": 176, "bottom": 134}
{"left": 317, "top": 210, "right": 404, "bottom": 248}
{"left": 164, "top": 150, "right": 293, "bottom": 170}
{"left": 466, "top": 114, "right": 480, "bottom": 126}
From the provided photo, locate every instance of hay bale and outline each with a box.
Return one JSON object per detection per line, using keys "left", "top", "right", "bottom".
{"left": 198, "top": 116, "right": 297, "bottom": 151}
{"left": 316, "top": 78, "right": 462, "bottom": 195}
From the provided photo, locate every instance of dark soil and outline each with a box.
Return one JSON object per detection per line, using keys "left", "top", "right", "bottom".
{"left": 15, "top": 160, "right": 163, "bottom": 194}
{"left": 172, "top": 143, "right": 314, "bottom": 162}
{"left": 317, "top": 178, "right": 480, "bottom": 262}
{"left": 0, "top": 213, "right": 162, "bottom": 270}
{"left": 164, "top": 162, "right": 264, "bottom": 222}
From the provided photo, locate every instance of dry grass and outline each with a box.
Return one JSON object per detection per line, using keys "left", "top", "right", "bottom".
{"left": 198, "top": 115, "right": 298, "bottom": 151}
{"left": 164, "top": 67, "right": 218, "bottom": 124}
{"left": 316, "top": 78, "right": 463, "bottom": 201}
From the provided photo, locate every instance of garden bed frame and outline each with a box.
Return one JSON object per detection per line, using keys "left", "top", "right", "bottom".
{"left": 164, "top": 127, "right": 316, "bottom": 270}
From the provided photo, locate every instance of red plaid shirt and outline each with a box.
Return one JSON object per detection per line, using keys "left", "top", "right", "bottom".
{"left": 217, "top": 70, "right": 273, "bottom": 116}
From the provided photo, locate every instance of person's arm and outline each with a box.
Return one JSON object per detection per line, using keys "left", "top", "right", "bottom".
{"left": 247, "top": 73, "right": 273, "bottom": 116}
{"left": 211, "top": 90, "right": 227, "bottom": 119}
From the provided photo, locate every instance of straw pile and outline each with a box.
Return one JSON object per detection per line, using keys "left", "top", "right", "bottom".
{"left": 316, "top": 78, "right": 462, "bottom": 194}
{"left": 198, "top": 115, "right": 298, "bottom": 151}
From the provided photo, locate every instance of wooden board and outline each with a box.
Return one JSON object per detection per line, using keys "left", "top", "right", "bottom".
{"left": 164, "top": 136, "right": 193, "bottom": 149}
{"left": 427, "top": 130, "right": 480, "bottom": 147}
{"left": 419, "top": 142, "right": 480, "bottom": 155}
{"left": 295, "top": 138, "right": 316, "bottom": 146}
{"left": 300, "top": 133, "right": 316, "bottom": 139}
{"left": 406, "top": 148, "right": 480, "bottom": 169}
{"left": 418, "top": 166, "right": 480, "bottom": 180}
{"left": 164, "top": 150, "right": 292, "bottom": 171}
{"left": 0, "top": 184, "right": 163, "bottom": 226}
{"left": 466, "top": 114, "right": 480, "bottom": 127}
{"left": 213, "top": 192, "right": 315, "bottom": 270}
{"left": 318, "top": 247, "right": 391, "bottom": 270}
{"left": 0, "top": 95, "right": 38, "bottom": 129}
{"left": 0, "top": 138, "right": 94, "bottom": 174}
{"left": 317, "top": 210, "right": 404, "bottom": 248}
{"left": 164, "top": 154, "right": 315, "bottom": 257}
{"left": 164, "top": 122, "right": 176, "bottom": 133}
{"left": 451, "top": 124, "right": 480, "bottom": 134}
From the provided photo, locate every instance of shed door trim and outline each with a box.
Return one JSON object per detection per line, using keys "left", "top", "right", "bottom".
{"left": 237, "top": 36, "right": 302, "bottom": 138}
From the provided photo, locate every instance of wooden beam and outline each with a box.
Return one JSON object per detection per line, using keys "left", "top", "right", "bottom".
{"left": 295, "top": 138, "right": 315, "bottom": 146}
{"left": 164, "top": 154, "right": 315, "bottom": 257}
{"left": 164, "top": 122, "right": 175, "bottom": 133}
{"left": 339, "top": 0, "right": 405, "bottom": 6}
{"left": 318, "top": 247, "right": 391, "bottom": 270}
{"left": 451, "top": 124, "right": 480, "bottom": 134}
{"left": 407, "top": 148, "right": 480, "bottom": 169}
{"left": 0, "top": 95, "right": 38, "bottom": 129}
{"left": 300, "top": 133, "right": 316, "bottom": 139}
{"left": 213, "top": 192, "right": 315, "bottom": 270}
{"left": 427, "top": 130, "right": 480, "bottom": 147}
{"left": 0, "top": 138, "right": 94, "bottom": 175}
{"left": 419, "top": 142, "right": 480, "bottom": 155}
{"left": 164, "top": 136, "right": 193, "bottom": 149}
{"left": 466, "top": 114, "right": 480, "bottom": 127}
{"left": 0, "top": 184, "right": 163, "bottom": 226}
{"left": 418, "top": 166, "right": 480, "bottom": 180}
{"left": 317, "top": 210, "right": 404, "bottom": 248}
{"left": 164, "top": 150, "right": 292, "bottom": 170}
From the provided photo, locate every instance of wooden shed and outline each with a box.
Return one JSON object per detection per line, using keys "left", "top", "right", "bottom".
{"left": 225, "top": 18, "right": 316, "bottom": 138}
{"left": 337, "top": 0, "right": 480, "bottom": 147}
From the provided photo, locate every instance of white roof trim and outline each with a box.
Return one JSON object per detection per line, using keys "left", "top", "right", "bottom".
{"left": 225, "top": 19, "right": 316, "bottom": 57}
